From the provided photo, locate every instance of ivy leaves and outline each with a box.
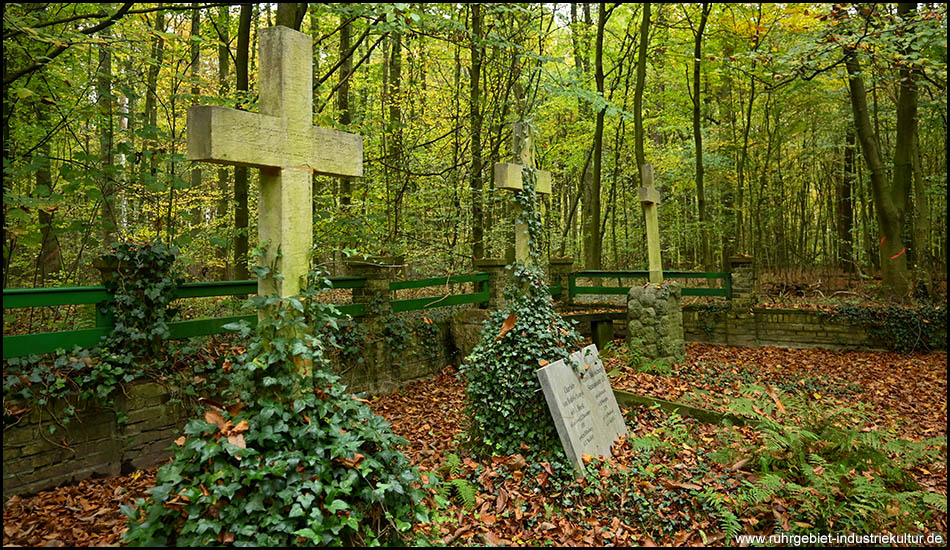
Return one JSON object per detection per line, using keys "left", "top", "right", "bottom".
{"left": 123, "top": 268, "right": 433, "bottom": 547}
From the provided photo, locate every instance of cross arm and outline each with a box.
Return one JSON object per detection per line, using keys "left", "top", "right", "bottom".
{"left": 493, "top": 163, "right": 552, "bottom": 195}
{"left": 638, "top": 186, "right": 661, "bottom": 205}
{"left": 188, "top": 105, "right": 363, "bottom": 177}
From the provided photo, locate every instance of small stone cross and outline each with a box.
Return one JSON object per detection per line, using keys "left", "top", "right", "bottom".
{"left": 188, "top": 26, "right": 363, "bottom": 297}
{"left": 493, "top": 122, "right": 552, "bottom": 264}
{"left": 639, "top": 163, "right": 663, "bottom": 284}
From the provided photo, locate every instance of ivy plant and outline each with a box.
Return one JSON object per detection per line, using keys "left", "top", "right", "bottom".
{"left": 458, "top": 160, "right": 583, "bottom": 467}
{"left": 122, "top": 263, "right": 434, "bottom": 547}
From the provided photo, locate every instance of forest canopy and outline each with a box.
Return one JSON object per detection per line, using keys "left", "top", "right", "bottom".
{"left": 3, "top": 3, "right": 947, "bottom": 300}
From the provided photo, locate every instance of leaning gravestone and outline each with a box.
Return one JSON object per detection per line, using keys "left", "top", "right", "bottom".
{"left": 537, "top": 344, "right": 627, "bottom": 471}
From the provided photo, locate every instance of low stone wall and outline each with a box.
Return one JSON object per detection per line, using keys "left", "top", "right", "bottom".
{"left": 336, "top": 317, "right": 457, "bottom": 393}
{"left": 570, "top": 305, "right": 886, "bottom": 351}
{"left": 3, "top": 381, "right": 189, "bottom": 499}
{"left": 682, "top": 305, "right": 882, "bottom": 350}
{"left": 3, "top": 317, "right": 459, "bottom": 499}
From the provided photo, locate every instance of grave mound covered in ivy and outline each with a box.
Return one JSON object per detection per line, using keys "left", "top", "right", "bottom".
{"left": 122, "top": 279, "right": 431, "bottom": 546}
{"left": 459, "top": 261, "right": 583, "bottom": 466}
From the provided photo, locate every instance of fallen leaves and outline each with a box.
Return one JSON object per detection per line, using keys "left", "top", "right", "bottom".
{"left": 495, "top": 313, "right": 518, "bottom": 341}
{"left": 3, "top": 467, "right": 157, "bottom": 547}
{"left": 4, "top": 344, "right": 946, "bottom": 548}
{"left": 203, "top": 408, "right": 249, "bottom": 449}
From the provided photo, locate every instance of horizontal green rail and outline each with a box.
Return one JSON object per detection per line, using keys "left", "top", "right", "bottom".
{"left": 3, "top": 328, "right": 112, "bottom": 359}
{"left": 3, "top": 272, "right": 489, "bottom": 358}
{"left": 389, "top": 272, "right": 488, "bottom": 291}
{"left": 568, "top": 270, "right": 732, "bottom": 300}
{"left": 3, "top": 286, "right": 112, "bottom": 309}
{"left": 390, "top": 272, "right": 490, "bottom": 313}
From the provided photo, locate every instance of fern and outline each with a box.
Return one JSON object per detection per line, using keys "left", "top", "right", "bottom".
{"left": 696, "top": 489, "right": 742, "bottom": 544}
{"left": 445, "top": 478, "right": 476, "bottom": 510}
{"left": 923, "top": 492, "right": 947, "bottom": 514}
{"left": 719, "top": 383, "right": 947, "bottom": 535}
{"left": 440, "top": 453, "right": 463, "bottom": 477}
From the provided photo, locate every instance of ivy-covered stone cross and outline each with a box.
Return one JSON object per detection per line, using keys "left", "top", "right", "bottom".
{"left": 187, "top": 25, "right": 363, "bottom": 297}
{"left": 493, "top": 122, "right": 552, "bottom": 265}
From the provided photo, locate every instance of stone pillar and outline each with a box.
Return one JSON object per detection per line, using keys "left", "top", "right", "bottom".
{"left": 726, "top": 255, "right": 756, "bottom": 346}
{"left": 728, "top": 255, "right": 755, "bottom": 302}
{"left": 346, "top": 257, "right": 400, "bottom": 394}
{"left": 474, "top": 258, "right": 508, "bottom": 310}
{"left": 549, "top": 258, "right": 574, "bottom": 306}
{"left": 627, "top": 282, "right": 686, "bottom": 365}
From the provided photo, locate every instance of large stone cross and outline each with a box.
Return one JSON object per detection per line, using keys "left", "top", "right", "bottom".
{"left": 493, "top": 122, "right": 552, "bottom": 264}
{"left": 188, "top": 26, "right": 363, "bottom": 297}
{"left": 639, "top": 163, "right": 663, "bottom": 284}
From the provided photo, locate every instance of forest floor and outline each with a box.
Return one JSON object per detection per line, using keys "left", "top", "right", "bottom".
{"left": 2, "top": 343, "right": 947, "bottom": 546}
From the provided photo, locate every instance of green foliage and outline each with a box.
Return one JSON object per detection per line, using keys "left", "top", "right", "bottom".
{"left": 555, "top": 438, "right": 725, "bottom": 539}
{"left": 99, "top": 241, "right": 184, "bottom": 357}
{"left": 835, "top": 304, "right": 947, "bottom": 352}
{"left": 122, "top": 265, "right": 433, "bottom": 547}
{"left": 4, "top": 241, "right": 188, "bottom": 426}
{"left": 695, "top": 488, "right": 742, "bottom": 543}
{"left": 320, "top": 320, "right": 368, "bottom": 366}
{"left": 437, "top": 478, "right": 477, "bottom": 511}
{"left": 459, "top": 159, "right": 583, "bottom": 463}
{"left": 458, "top": 262, "right": 582, "bottom": 461}
{"left": 716, "top": 384, "right": 947, "bottom": 536}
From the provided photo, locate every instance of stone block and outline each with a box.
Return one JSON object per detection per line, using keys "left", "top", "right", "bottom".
{"left": 536, "top": 345, "right": 627, "bottom": 471}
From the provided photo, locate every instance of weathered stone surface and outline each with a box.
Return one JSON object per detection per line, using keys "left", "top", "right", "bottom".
{"left": 494, "top": 162, "right": 552, "bottom": 195}
{"left": 450, "top": 309, "right": 491, "bottom": 362}
{"left": 537, "top": 345, "right": 627, "bottom": 471}
{"left": 681, "top": 305, "right": 897, "bottom": 351}
{"left": 187, "top": 26, "right": 363, "bottom": 298}
{"left": 628, "top": 283, "right": 686, "bottom": 364}
{"left": 493, "top": 123, "right": 552, "bottom": 265}
{"left": 639, "top": 164, "right": 663, "bottom": 283}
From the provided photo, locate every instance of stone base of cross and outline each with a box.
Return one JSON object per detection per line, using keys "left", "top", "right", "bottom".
{"left": 187, "top": 26, "right": 363, "bottom": 298}
{"left": 493, "top": 122, "right": 552, "bottom": 265}
{"left": 639, "top": 163, "right": 663, "bottom": 284}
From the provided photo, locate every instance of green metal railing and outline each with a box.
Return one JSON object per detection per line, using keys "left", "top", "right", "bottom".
{"left": 5, "top": 268, "right": 731, "bottom": 359}
{"left": 2, "top": 273, "right": 491, "bottom": 359}
{"left": 567, "top": 270, "right": 732, "bottom": 300}
{"left": 390, "top": 273, "right": 490, "bottom": 313}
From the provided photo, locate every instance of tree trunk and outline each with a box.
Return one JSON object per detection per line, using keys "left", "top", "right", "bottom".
{"left": 691, "top": 4, "right": 711, "bottom": 271}
{"left": 837, "top": 129, "right": 855, "bottom": 272}
{"left": 233, "top": 3, "right": 252, "bottom": 281}
{"left": 275, "top": 3, "right": 306, "bottom": 30}
{"left": 387, "top": 29, "right": 403, "bottom": 243}
{"left": 36, "top": 107, "right": 63, "bottom": 282}
{"left": 911, "top": 131, "right": 932, "bottom": 295}
{"left": 337, "top": 13, "right": 353, "bottom": 208}
{"left": 583, "top": 3, "right": 607, "bottom": 270}
{"left": 469, "top": 4, "right": 485, "bottom": 260}
{"left": 98, "top": 27, "right": 116, "bottom": 246}
{"left": 144, "top": 7, "right": 165, "bottom": 181}
{"left": 216, "top": 5, "right": 231, "bottom": 279}
{"left": 844, "top": 46, "right": 911, "bottom": 299}
{"left": 633, "top": 2, "right": 650, "bottom": 180}
{"left": 188, "top": 3, "right": 202, "bottom": 233}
